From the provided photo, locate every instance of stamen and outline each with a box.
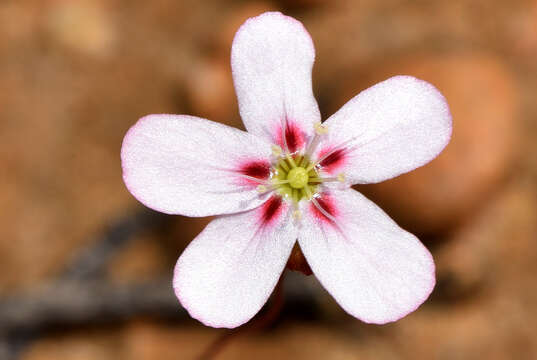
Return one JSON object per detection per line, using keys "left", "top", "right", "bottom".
{"left": 314, "top": 122, "right": 328, "bottom": 135}
{"left": 311, "top": 197, "right": 338, "bottom": 223}
{"left": 285, "top": 153, "right": 297, "bottom": 168}
{"left": 304, "top": 122, "right": 329, "bottom": 162}
{"left": 310, "top": 138, "right": 354, "bottom": 171}
{"left": 271, "top": 179, "right": 290, "bottom": 185}
{"left": 292, "top": 209, "right": 302, "bottom": 220}
{"left": 271, "top": 145, "right": 282, "bottom": 157}
{"left": 308, "top": 173, "right": 346, "bottom": 184}
{"left": 238, "top": 174, "right": 270, "bottom": 185}
{"left": 257, "top": 184, "right": 280, "bottom": 194}
{"left": 265, "top": 142, "right": 337, "bottom": 205}
{"left": 303, "top": 184, "right": 314, "bottom": 199}
{"left": 304, "top": 162, "right": 316, "bottom": 173}
{"left": 277, "top": 160, "right": 289, "bottom": 173}
{"left": 292, "top": 188, "right": 299, "bottom": 203}
{"left": 294, "top": 154, "right": 303, "bottom": 167}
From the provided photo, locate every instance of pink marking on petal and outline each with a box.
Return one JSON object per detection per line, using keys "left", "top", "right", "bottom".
{"left": 275, "top": 120, "right": 305, "bottom": 153}
{"left": 236, "top": 160, "right": 271, "bottom": 185}
{"left": 310, "top": 193, "right": 338, "bottom": 224}
{"left": 240, "top": 160, "right": 270, "bottom": 179}
{"left": 317, "top": 146, "right": 347, "bottom": 173}
{"left": 259, "top": 195, "right": 285, "bottom": 226}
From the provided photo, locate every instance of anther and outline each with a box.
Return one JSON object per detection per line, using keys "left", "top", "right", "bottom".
{"left": 271, "top": 145, "right": 282, "bottom": 157}
{"left": 304, "top": 122, "right": 328, "bottom": 161}
{"left": 314, "top": 122, "right": 328, "bottom": 135}
{"left": 307, "top": 174, "right": 346, "bottom": 184}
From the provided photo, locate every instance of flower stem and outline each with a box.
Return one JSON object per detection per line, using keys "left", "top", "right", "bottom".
{"left": 196, "top": 273, "right": 286, "bottom": 360}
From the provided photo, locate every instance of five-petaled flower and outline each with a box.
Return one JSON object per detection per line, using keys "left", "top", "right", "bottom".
{"left": 121, "top": 12, "right": 452, "bottom": 328}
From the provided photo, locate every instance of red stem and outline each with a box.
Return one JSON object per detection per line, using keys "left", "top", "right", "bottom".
{"left": 196, "top": 273, "right": 286, "bottom": 360}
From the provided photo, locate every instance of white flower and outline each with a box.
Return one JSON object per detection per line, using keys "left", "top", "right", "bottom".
{"left": 121, "top": 12, "right": 452, "bottom": 328}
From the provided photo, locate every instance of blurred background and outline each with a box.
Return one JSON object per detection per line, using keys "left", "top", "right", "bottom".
{"left": 1, "top": 0, "right": 537, "bottom": 359}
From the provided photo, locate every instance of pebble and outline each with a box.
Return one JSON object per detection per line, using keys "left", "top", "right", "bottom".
{"left": 347, "top": 53, "right": 520, "bottom": 234}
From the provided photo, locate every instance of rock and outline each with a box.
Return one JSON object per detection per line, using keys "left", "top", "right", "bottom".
{"left": 184, "top": 2, "right": 278, "bottom": 128}
{"left": 505, "top": 2, "right": 537, "bottom": 62}
{"left": 434, "top": 180, "right": 536, "bottom": 301}
{"left": 186, "top": 2, "right": 278, "bottom": 127}
{"left": 344, "top": 53, "right": 520, "bottom": 234}
{"left": 45, "top": 0, "right": 117, "bottom": 59}
{"left": 185, "top": 58, "right": 239, "bottom": 126}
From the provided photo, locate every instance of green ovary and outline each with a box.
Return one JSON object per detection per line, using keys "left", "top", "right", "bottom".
{"left": 287, "top": 167, "right": 309, "bottom": 189}
{"left": 273, "top": 155, "right": 318, "bottom": 203}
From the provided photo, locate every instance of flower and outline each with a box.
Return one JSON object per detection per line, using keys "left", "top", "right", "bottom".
{"left": 121, "top": 12, "right": 452, "bottom": 328}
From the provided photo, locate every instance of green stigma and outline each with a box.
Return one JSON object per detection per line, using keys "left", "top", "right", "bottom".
{"left": 252, "top": 124, "right": 343, "bottom": 210}
{"left": 287, "top": 167, "right": 309, "bottom": 189}
{"left": 271, "top": 155, "right": 319, "bottom": 203}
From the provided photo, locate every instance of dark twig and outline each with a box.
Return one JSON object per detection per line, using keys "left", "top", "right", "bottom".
{"left": 0, "top": 208, "right": 319, "bottom": 360}
{"left": 0, "top": 208, "right": 170, "bottom": 359}
{"left": 61, "top": 209, "right": 169, "bottom": 281}
{"left": 0, "top": 279, "right": 184, "bottom": 334}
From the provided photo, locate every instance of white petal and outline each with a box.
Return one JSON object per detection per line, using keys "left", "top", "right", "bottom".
{"left": 231, "top": 12, "right": 320, "bottom": 150}
{"left": 174, "top": 197, "right": 296, "bottom": 328}
{"left": 316, "top": 76, "right": 452, "bottom": 183}
{"left": 121, "top": 114, "right": 273, "bottom": 217}
{"left": 298, "top": 189, "right": 435, "bottom": 324}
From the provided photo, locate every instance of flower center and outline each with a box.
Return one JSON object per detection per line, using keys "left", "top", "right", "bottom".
{"left": 249, "top": 122, "right": 346, "bottom": 221}
{"left": 271, "top": 155, "right": 319, "bottom": 203}
{"left": 287, "top": 167, "right": 309, "bottom": 189}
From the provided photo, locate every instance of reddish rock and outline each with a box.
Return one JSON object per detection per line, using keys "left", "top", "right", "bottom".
{"left": 45, "top": 0, "right": 117, "bottom": 59}
{"left": 434, "top": 179, "right": 537, "bottom": 300}
{"left": 185, "top": 58, "right": 239, "bottom": 125}
{"left": 344, "top": 53, "right": 520, "bottom": 234}
{"left": 506, "top": 2, "right": 537, "bottom": 61}
{"left": 185, "top": 2, "right": 277, "bottom": 128}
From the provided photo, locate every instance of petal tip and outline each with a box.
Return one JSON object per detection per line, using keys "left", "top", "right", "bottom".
{"left": 231, "top": 11, "right": 315, "bottom": 58}
{"left": 382, "top": 75, "right": 454, "bottom": 169}
{"left": 173, "top": 260, "right": 249, "bottom": 329}
{"left": 392, "top": 74, "right": 453, "bottom": 142}
{"left": 360, "top": 254, "right": 436, "bottom": 325}
{"left": 120, "top": 115, "right": 178, "bottom": 215}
